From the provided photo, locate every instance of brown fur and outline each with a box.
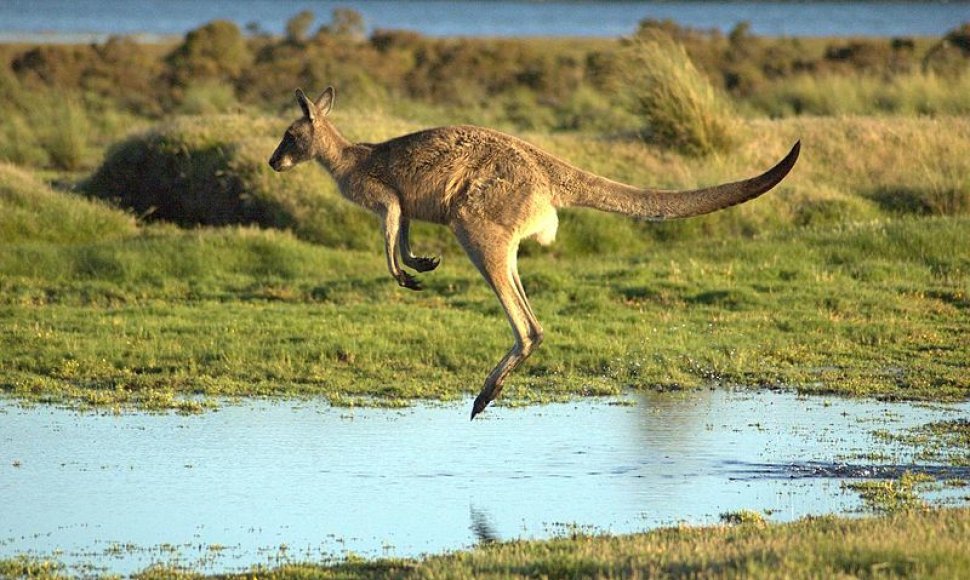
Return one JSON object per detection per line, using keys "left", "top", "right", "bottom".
{"left": 270, "top": 87, "right": 800, "bottom": 418}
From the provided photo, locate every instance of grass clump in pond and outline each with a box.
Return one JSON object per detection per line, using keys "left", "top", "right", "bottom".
{"left": 719, "top": 509, "right": 768, "bottom": 527}
{"left": 874, "top": 419, "right": 970, "bottom": 467}
{"left": 843, "top": 471, "right": 934, "bottom": 514}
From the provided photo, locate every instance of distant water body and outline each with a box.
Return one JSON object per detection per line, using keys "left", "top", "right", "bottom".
{"left": 0, "top": 0, "right": 968, "bottom": 42}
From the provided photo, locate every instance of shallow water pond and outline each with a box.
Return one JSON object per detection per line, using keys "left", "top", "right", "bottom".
{"left": 1, "top": 390, "right": 968, "bottom": 575}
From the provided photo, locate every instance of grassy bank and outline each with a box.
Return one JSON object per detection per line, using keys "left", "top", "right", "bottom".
{"left": 3, "top": 508, "right": 968, "bottom": 578}
{"left": 1, "top": 213, "right": 966, "bottom": 410}
{"left": 223, "top": 508, "right": 970, "bottom": 579}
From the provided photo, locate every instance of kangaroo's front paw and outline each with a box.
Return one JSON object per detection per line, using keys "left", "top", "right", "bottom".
{"left": 410, "top": 255, "right": 440, "bottom": 273}
{"left": 396, "top": 271, "right": 423, "bottom": 291}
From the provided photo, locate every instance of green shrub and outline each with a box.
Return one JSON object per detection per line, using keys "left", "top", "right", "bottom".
{"left": 82, "top": 115, "right": 379, "bottom": 249}
{"left": 166, "top": 20, "right": 252, "bottom": 83}
{"left": 620, "top": 30, "right": 735, "bottom": 156}
{"left": 865, "top": 185, "right": 970, "bottom": 217}
{"left": 317, "top": 7, "right": 366, "bottom": 41}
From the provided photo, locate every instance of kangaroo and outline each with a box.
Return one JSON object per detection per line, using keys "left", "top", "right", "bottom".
{"left": 269, "top": 87, "right": 800, "bottom": 419}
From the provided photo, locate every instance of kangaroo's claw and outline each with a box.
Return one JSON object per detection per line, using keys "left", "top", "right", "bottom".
{"left": 470, "top": 381, "right": 503, "bottom": 420}
{"left": 411, "top": 255, "right": 440, "bottom": 273}
{"left": 470, "top": 393, "right": 490, "bottom": 420}
{"left": 396, "top": 272, "right": 423, "bottom": 291}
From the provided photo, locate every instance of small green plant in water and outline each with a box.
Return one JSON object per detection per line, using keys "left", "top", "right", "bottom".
{"left": 874, "top": 420, "right": 970, "bottom": 467}
{"left": 844, "top": 471, "right": 933, "bottom": 513}
{"left": 719, "top": 509, "right": 768, "bottom": 526}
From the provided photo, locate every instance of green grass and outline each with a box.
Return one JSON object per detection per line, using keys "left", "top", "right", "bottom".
{"left": 743, "top": 71, "right": 970, "bottom": 118}
{"left": 1, "top": 214, "right": 966, "bottom": 411}
{"left": 0, "top": 162, "right": 137, "bottom": 244}
{"left": 6, "top": 508, "right": 967, "bottom": 579}
{"left": 242, "top": 509, "right": 970, "bottom": 579}
{"left": 244, "top": 508, "right": 970, "bottom": 579}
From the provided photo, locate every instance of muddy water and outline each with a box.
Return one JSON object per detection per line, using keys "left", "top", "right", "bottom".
{"left": 1, "top": 390, "right": 967, "bottom": 575}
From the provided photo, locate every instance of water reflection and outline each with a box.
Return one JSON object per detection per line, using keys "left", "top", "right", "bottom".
{"left": 1, "top": 390, "right": 967, "bottom": 575}
{"left": 468, "top": 507, "right": 500, "bottom": 545}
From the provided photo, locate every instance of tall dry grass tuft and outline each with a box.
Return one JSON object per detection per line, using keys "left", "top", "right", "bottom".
{"left": 39, "top": 96, "right": 91, "bottom": 171}
{"left": 621, "top": 30, "right": 736, "bottom": 157}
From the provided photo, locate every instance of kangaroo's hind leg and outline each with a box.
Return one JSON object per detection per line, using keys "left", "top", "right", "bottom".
{"left": 455, "top": 222, "right": 544, "bottom": 419}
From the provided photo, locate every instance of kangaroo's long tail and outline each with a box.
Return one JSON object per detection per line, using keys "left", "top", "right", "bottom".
{"left": 559, "top": 142, "right": 800, "bottom": 220}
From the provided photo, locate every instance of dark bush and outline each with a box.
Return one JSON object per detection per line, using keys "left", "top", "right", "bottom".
{"left": 82, "top": 115, "right": 380, "bottom": 249}
{"left": 944, "top": 22, "right": 970, "bottom": 53}
{"left": 923, "top": 22, "right": 970, "bottom": 75}
{"left": 371, "top": 29, "right": 425, "bottom": 53}
{"left": 12, "top": 45, "right": 93, "bottom": 87}
{"left": 823, "top": 41, "right": 895, "bottom": 73}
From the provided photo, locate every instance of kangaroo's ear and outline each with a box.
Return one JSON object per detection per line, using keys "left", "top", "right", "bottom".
{"left": 315, "top": 86, "right": 335, "bottom": 117}
{"left": 296, "top": 88, "right": 315, "bottom": 121}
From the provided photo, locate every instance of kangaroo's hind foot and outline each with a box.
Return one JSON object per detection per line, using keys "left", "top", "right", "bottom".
{"left": 471, "top": 380, "right": 504, "bottom": 420}
{"left": 405, "top": 255, "right": 440, "bottom": 273}
{"left": 395, "top": 270, "right": 423, "bottom": 291}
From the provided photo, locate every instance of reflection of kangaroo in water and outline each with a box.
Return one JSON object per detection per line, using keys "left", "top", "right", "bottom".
{"left": 269, "top": 87, "right": 800, "bottom": 419}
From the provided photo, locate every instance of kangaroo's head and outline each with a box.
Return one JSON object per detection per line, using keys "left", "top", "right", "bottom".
{"left": 269, "top": 87, "right": 335, "bottom": 172}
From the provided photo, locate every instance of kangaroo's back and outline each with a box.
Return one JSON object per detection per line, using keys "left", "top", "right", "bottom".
{"left": 361, "top": 125, "right": 558, "bottom": 226}
{"left": 362, "top": 124, "right": 799, "bottom": 225}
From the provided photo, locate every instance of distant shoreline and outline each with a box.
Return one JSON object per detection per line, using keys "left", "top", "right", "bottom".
{"left": 0, "top": 0, "right": 966, "bottom": 41}
{"left": 0, "top": 31, "right": 182, "bottom": 45}
{"left": 0, "top": 29, "right": 946, "bottom": 47}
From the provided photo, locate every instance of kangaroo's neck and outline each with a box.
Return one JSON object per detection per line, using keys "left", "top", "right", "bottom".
{"left": 313, "top": 119, "right": 354, "bottom": 177}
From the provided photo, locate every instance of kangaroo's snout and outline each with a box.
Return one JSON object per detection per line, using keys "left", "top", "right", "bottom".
{"left": 268, "top": 152, "right": 292, "bottom": 172}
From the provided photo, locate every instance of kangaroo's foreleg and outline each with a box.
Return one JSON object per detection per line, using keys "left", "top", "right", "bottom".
{"left": 399, "top": 217, "right": 440, "bottom": 273}
{"left": 456, "top": 223, "right": 543, "bottom": 419}
{"left": 378, "top": 200, "right": 422, "bottom": 291}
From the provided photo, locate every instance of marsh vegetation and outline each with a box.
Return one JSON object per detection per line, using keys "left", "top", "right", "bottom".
{"left": 1, "top": 8, "right": 968, "bottom": 578}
